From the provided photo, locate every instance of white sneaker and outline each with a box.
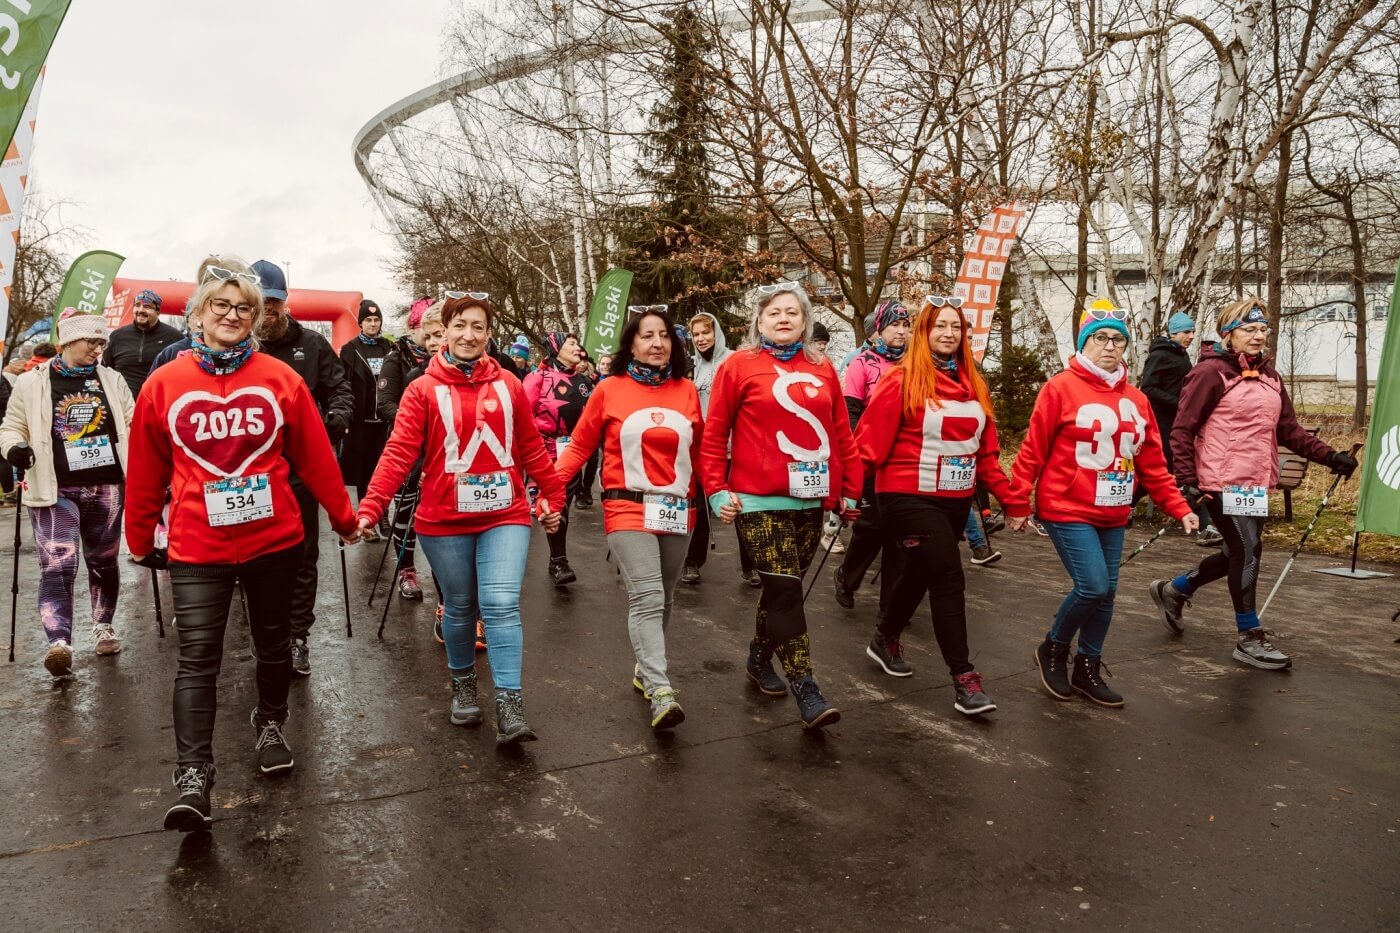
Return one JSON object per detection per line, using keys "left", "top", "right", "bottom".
{"left": 820, "top": 533, "right": 846, "bottom": 555}
{"left": 93, "top": 625, "right": 121, "bottom": 656}
{"left": 1233, "top": 628, "right": 1291, "bottom": 670}
{"left": 44, "top": 639, "right": 73, "bottom": 677}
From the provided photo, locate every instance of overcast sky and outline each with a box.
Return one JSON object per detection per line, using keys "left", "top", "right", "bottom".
{"left": 35, "top": 1, "right": 460, "bottom": 318}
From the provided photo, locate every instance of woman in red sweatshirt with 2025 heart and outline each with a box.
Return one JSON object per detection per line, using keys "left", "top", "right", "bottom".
{"left": 1005, "top": 300, "right": 1197, "bottom": 709}
{"left": 356, "top": 296, "right": 565, "bottom": 747}
{"left": 124, "top": 258, "right": 360, "bottom": 834}
{"left": 856, "top": 298, "right": 1011, "bottom": 717}
{"left": 698, "top": 282, "right": 862, "bottom": 730}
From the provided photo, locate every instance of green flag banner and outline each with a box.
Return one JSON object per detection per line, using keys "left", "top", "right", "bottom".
{"left": 582, "top": 269, "right": 633, "bottom": 360}
{"left": 50, "top": 250, "right": 124, "bottom": 341}
{"left": 0, "top": 1, "right": 72, "bottom": 156}
{"left": 1356, "top": 260, "right": 1400, "bottom": 538}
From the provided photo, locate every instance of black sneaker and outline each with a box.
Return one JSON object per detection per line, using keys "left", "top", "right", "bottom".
{"left": 290, "top": 638, "right": 311, "bottom": 676}
{"left": 1034, "top": 637, "right": 1072, "bottom": 700}
{"left": 983, "top": 515, "right": 1006, "bottom": 536}
{"left": 549, "top": 558, "right": 577, "bottom": 588}
{"left": 576, "top": 489, "right": 594, "bottom": 509}
{"left": 745, "top": 640, "right": 787, "bottom": 696}
{"left": 1148, "top": 580, "right": 1189, "bottom": 635}
{"left": 250, "top": 711, "right": 295, "bottom": 774}
{"left": 953, "top": 671, "right": 997, "bottom": 716}
{"left": 494, "top": 690, "right": 538, "bottom": 745}
{"left": 681, "top": 564, "right": 701, "bottom": 585}
{"left": 163, "top": 764, "right": 215, "bottom": 832}
{"left": 833, "top": 564, "right": 854, "bottom": 609}
{"left": 1071, "top": 654, "right": 1124, "bottom": 707}
{"left": 790, "top": 676, "right": 840, "bottom": 729}
{"left": 741, "top": 569, "right": 762, "bottom": 588}
{"left": 970, "top": 545, "right": 1002, "bottom": 566}
{"left": 866, "top": 632, "right": 913, "bottom": 677}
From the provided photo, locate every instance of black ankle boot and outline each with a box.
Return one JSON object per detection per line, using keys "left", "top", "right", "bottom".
{"left": 790, "top": 675, "right": 840, "bottom": 729}
{"left": 745, "top": 640, "right": 787, "bottom": 696}
{"left": 164, "top": 763, "right": 216, "bottom": 832}
{"left": 1071, "top": 654, "right": 1124, "bottom": 707}
{"left": 1034, "top": 638, "right": 1072, "bottom": 700}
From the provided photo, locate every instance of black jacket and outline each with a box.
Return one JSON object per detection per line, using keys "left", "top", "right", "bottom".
{"left": 103, "top": 321, "right": 184, "bottom": 397}
{"left": 258, "top": 316, "right": 354, "bottom": 439}
{"left": 377, "top": 336, "right": 429, "bottom": 424}
{"left": 339, "top": 335, "right": 393, "bottom": 424}
{"left": 1138, "top": 336, "right": 1192, "bottom": 430}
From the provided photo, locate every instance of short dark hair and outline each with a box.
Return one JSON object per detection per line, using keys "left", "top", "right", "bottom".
{"left": 608, "top": 310, "right": 690, "bottom": 379}
{"left": 32, "top": 342, "right": 57, "bottom": 359}
{"left": 442, "top": 296, "right": 495, "bottom": 332}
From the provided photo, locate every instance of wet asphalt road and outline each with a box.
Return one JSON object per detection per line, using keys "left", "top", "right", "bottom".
{"left": 0, "top": 501, "right": 1397, "bottom": 931}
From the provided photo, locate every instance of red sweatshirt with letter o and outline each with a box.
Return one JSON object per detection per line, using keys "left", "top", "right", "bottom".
{"left": 1006, "top": 358, "right": 1189, "bottom": 526}
{"left": 554, "top": 375, "right": 704, "bottom": 534}
{"left": 856, "top": 365, "right": 1011, "bottom": 502}
{"left": 698, "top": 348, "right": 862, "bottom": 509}
{"left": 357, "top": 351, "right": 565, "bottom": 535}
{"left": 124, "top": 353, "right": 357, "bottom": 564}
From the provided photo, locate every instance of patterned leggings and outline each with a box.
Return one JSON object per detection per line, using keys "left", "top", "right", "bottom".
{"left": 28, "top": 484, "right": 124, "bottom": 642}
{"left": 735, "top": 509, "right": 822, "bottom": 681}
{"left": 390, "top": 467, "right": 422, "bottom": 571}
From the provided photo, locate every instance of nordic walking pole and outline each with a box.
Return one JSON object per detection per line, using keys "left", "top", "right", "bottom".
{"left": 151, "top": 568, "right": 165, "bottom": 638}
{"left": 339, "top": 541, "right": 353, "bottom": 638}
{"left": 804, "top": 520, "right": 846, "bottom": 603}
{"left": 1259, "top": 443, "right": 1363, "bottom": 620}
{"left": 9, "top": 472, "right": 24, "bottom": 662}
{"left": 1121, "top": 526, "right": 1169, "bottom": 565}
{"left": 377, "top": 529, "right": 412, "bottom": 640}
{"left": 368, "top": 525, "right": 394, "bottom": 606}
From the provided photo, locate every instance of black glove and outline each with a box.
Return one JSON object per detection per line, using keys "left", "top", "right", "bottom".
{"left": 1180, "top": 485, "right": 1210, "bottom": 510}
{"left": 1327, "top": 450, "right": 1358, "bottom": 478}
{"left": 6, "top": 443, "right": 34, "bottom": 471}
{"left": 325, "top": 414, "right": 351, "bottom": 438}
{"left": 134, "top": 548, "right": 169, "bottom": 570}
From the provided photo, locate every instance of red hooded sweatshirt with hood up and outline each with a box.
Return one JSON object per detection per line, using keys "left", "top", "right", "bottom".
{"left": 1006, "top": 356, "right": 1189, "bottom": 526}
{"left": 357, "top": 350, "right": 565, "bottom": 536}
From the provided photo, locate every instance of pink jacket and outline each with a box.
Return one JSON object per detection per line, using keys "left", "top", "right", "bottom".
{"left": 1170, "top": 348, "right": 1332, "bottom": 491}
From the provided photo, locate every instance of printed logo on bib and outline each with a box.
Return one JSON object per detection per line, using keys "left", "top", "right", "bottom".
{"left": 456, "top": 471, "right": 513, "bottom": 512}
{"left": 644, "top": 494, "right": 688, "bottom": 534}
{"left": 368, "top": 358, "right": 385, "bottom": 376}
{"left": 1094, "top": 469, "right": 1133, "bottom": 506}
{"left": 168, "top": 388, "right": 285, "bottom": 478}
{"left": 938, "top": 455, "right": 976, "bottom": 492}
{"left": 788, "top": 461, "right": 830, "bottom": 498}
{"left": 203, "top": 474, "right": 274, "bottom": 526}
{"left": 65, "top": 436, "right": 115, "bottom": 471}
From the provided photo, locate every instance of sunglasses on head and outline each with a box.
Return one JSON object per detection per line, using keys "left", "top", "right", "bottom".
{"left": 923, "top": 295, "right": 965, "bottom": 310}
{"left": 445, "top": 291, "right": 491, "bottom": 301}
{"left": 754, "top": 282, "right": 803, "bottom": 297}
{"left": 203, "top": 266, "right": 261, "bottom": 287}
{"left": 628, "top": 304, "right": 669, "bottom": 314}
{"left": 1082, "top": 301, "right": 1128, "bottom": 322}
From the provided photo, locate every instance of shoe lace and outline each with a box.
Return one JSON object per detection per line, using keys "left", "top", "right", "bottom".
{"left": 956, "top": 671, "right": 985, "bottom": 694}
{"left": 254, "top": 720, "right": 286, "bottom": 751}
{"left": 453, "top": 676, "right": 476, "bottom": 703}
{"left": 499, "top": 691, "right": 525, "bottom": 721}
{"left": 92, "top": 625, "right": 116, "bottom": 640}
{"left": 401, "top": 568, "right": 420, "bottom": 587}
{"left": 174, "top": 766, "right": 206, "bottom": 796}
{"left": 652, "top": 688, "right": 678, "bottom": 707}
{"left": 1244, "top": 628, "right": 1279, "bottom": 649}
{"left": 882, "top": 635, "right": 903, "bottom": 659}
{"left": 1085, "top": 658, "right": 1113, "bottom": 684}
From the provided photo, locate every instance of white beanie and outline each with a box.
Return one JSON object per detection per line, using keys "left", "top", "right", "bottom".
{"left": 56, "top": 310, "right": 111, "bottom": 347}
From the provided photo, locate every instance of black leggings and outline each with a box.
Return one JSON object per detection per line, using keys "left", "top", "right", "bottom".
{"left": 390, "top": 467, "right": 423, "bottom": 572}
{"left": 838, "top": 476, "right": 902, "bottom": 612}
{"left": 877, "top": 493, "right": 975, "bottom": 676}
{"left": 170, "top": 544, "right": 302, "bottom": 768}
{"left": 685, "top": 480, "right": 755, "bottom": 572}
{"left": 1186, "top": 495, "right": 1265, "bottom": 615}
{"left": 545, "top": 471, "right": 585, "bottom": 561}
{"left": 289, "top": 482, "right": 320, "bottom": 641}
{"left": 735, "top": 509, "right": 822, "bottom": 681}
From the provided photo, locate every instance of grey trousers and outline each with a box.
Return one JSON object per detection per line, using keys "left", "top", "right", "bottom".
{"left": 607, "top": 529, "right": 691, "bottom": 695}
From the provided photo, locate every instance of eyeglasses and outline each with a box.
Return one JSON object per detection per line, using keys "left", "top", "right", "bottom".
{"left": 79, "top": 337, "right": 109, "bottom": 349}
{"left": 754, "top": 282, "right": 803, "bottom": 296}
{"left": 923, "top": 295, "right": 964, "bottom": 310}
{"left": 1232, "top": 324, "right": 1271, "bottom": 336}
{"left": 202, "top": 266, "right": 262, "bottom": 287}
{"left": 1089, "top": 331, "right": 1128, "bottom": 347}
{"left": 628, "top": 304, "right": 669, "bottom": 314}
{"left": 445, "top": 291, "right": 490, "bottom": 301}
{"left": 207, "top": 297, "right": 258, "bottom": 320}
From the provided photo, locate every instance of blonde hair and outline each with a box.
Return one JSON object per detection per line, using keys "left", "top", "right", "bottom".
{"left": 1216, "top": 296, "right": 1267, "bottom": 350}
{"left": 742, "top": 285, "right": 823, "bottom": 364}
{"left": 420, "top": 301, "right": 445, "bottom": 329}
{"left": 189, "top": 256, "right": 264, "bottom": 344}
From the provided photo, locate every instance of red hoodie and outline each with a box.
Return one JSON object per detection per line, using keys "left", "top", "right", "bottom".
{"left": 357, "top": 351, "right": 565, "bottom": 536}
{"left": 856, "top": 365, "right": 1011, "bottom": 502}
{"left": 698, "top": 348, "right": 862, "bottom": 509}
{"left": 1006, "top": 358, "right": 1189, "bottom": 526}
{"left": 125, "top": 353, "right": 357, "bottom": 564}
{"left": 554, "top": 375, "right": 704, "bottom": 534}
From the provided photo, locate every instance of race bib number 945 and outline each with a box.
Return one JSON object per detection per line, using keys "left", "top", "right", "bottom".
{"left": 457, "top": 471, "right": 513, "bottom": 513}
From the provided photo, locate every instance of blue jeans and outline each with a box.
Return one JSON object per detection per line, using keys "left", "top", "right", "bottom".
{"left": 964, "top": 511, "right": 987, "bottom": 549}
{"left": 1041, "top": 520, "right": 1126, "bottom": 658}
{"left": 417, "top": 524, "right": 531, "bottom": 689}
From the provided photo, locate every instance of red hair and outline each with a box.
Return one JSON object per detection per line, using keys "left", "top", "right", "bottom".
{"left": 900, "top": 303, "right": 995, "bottom": 420}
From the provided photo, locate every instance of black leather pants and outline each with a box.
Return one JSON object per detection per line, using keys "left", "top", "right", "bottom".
{"left": 169, "top": 544, "right": 302, "bottom": 767}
